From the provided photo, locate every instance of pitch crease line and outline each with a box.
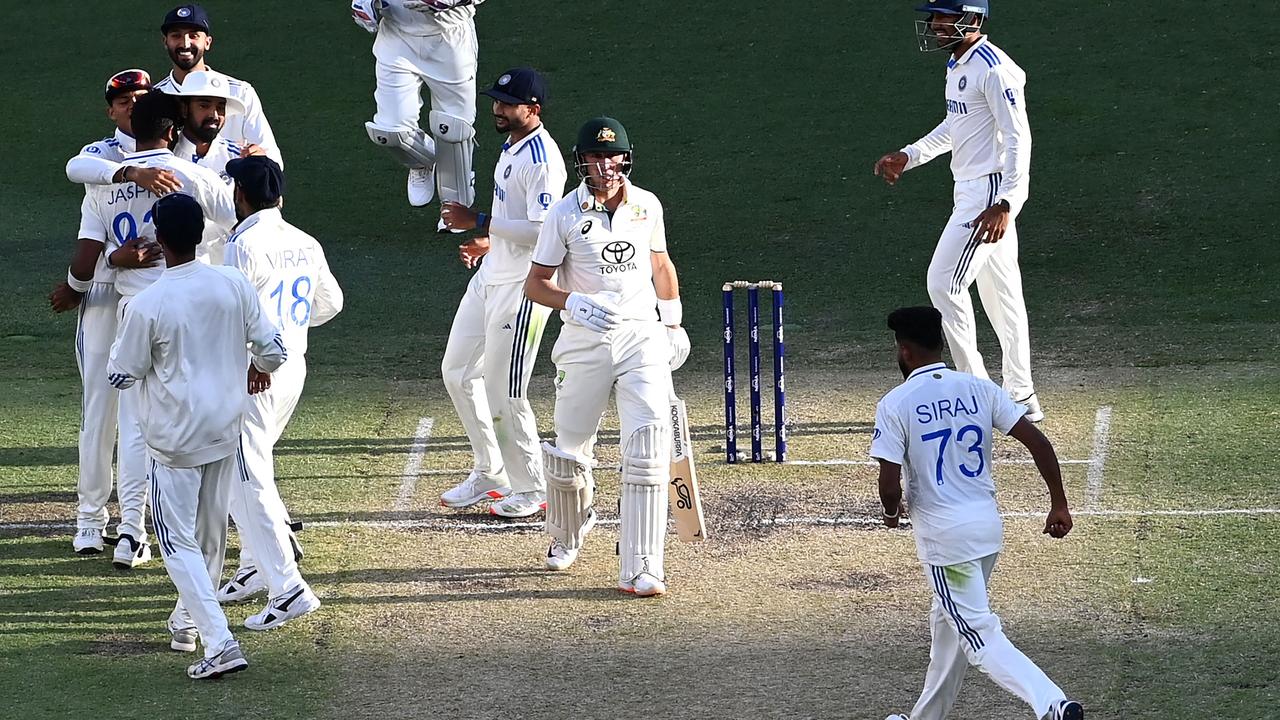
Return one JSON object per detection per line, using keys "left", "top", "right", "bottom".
{"left": 392, "top": 417, "right": 434, "bottom": 512}
{"left": 1086, "top": 406, "right": 1113, "bottom": 508}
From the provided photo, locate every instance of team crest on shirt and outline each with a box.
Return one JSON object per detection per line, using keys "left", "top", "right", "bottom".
{"left": 958, "top": 76, "right": 967, "bottom": 91}
{"left": 503, "top": 165, "right": 512, "bottom": 179}
{"left": 596, "top": 127, "right": 617, "bottom": 143}
{"left": 630, "top": 205, "right": 648, "bottom": 221}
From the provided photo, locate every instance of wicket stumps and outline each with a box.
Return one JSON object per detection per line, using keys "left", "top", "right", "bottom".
{"left": 722, "top": 280, "right": 787, "bottom": 463}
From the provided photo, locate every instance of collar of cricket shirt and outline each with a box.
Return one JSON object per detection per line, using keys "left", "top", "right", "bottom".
{"left": 950, "top": 35, "right": 990, "bottom": 69}
{"left": 124, "top": 148, "right": 174, "bottom": 162}
{"left": 907, "top": 362, "right": 948, "bottom": 381}
{"left": 502, "top": 124, "right": 545, "bottom": 156}
{"left": 575, "top": 180, "right": 629, "bottom": 213}
{"left": 114, "top": 128, "right": 137, "bottom": 153}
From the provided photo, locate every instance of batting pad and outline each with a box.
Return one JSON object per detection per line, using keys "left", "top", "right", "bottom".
{"left": 542, "top": 443, "right": 594, "bottom": 549}
{"left": 619, "top": 425, "right": 669, "bottom": 583}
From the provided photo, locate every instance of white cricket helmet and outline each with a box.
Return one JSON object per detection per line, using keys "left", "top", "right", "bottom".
{"left": 169, "top": 71, "right": 245, "bottom": 115}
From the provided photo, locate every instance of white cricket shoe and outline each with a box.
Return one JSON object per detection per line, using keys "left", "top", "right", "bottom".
{"left": 544, "top": 509, "right": 596, "bottom": 571}
{"left": 620, "top": 572, "right": 667, "bottom": 598}
{"left": 1018, "top": 393, "right": 1045, "bottom": 423}
{"left": 112, "top": 534, "right": 151, "bottom": 569}
{"left": 217, "top": 566, "right": 267, "bottom": 603}
{"left": 73, "top": 528, "right": 104, "bottom": 555}
{"left": 244, "top": 585, "right": 321, "bottom": 631}
{"left": 407, "top": 166, "right": 435, "bottom": 207}
{"left": 545, "top": 539, "right": 581, "bottom": 571}
{"left": 168, "top": 621, "right": 198, "bottom": 653}
{"left": 440, "top": 471, "right": 511, "bottom": 509}
{"left": 1051, "top": 700, "right": 1084, "bottom": 720}
{"left": 187, "top": 640, "right": 248, "bottom": 680}
{"left": 884, "top": 715, "right": 910, "bottom": 720}
{"left": 490, "top": 490, "right": 546, "bottom": 518}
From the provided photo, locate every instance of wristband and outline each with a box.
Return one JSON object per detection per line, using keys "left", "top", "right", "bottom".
{"left": 883, "top": 506, "right": 900, "bottom": 519}
{"left": 657, "top": 297, "right": 682, "bottom": 326}
{"left": 66, "top": 268, "right": 92, "bottom": 293}
{"left": 475, "top": 212, "right": 488, "bottom": 230}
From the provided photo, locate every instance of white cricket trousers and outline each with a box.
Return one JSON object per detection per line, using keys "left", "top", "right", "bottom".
{"left": 441, "top": 275, "right": 551, "bottom": 493}
{"left": 910, "top": 553, "right": 1066, "bottom": 720}
{"left": 149, "top": 454, "right": 236, "bottom": 659}
{"left": 114, "top": 297, "right": 149, "bottom": 544}
{"left": 75, "top": 281, "right": 120, "bottom": 531}
{"left": 229, "top": 356, "right": 307, "bottom": 597}
{"left": 926, "top": 173, "right": 1034, "bottom": 400}
{"left": 372, "top": 22, "right": 477, "bottom": 133}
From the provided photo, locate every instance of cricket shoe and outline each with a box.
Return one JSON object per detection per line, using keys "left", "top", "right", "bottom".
{"left": 884, "top": 715, "right": 910, "bottom": 720}
{"left": 168, "top": 621, "right": 198, "bottom": 653}
{"left": 440, "top": 471, "right": 511, "bottom": 509}
{"left": 1050, "top": 700, "right": 1084, "bottom": 720}
{"left": 187, "top": 640, "right": 248, "bottom": 680}
{"left": 112, "top": 534, "right": 152, "bottom": 569}
{"left": 1018, "top": 393, "right": 1045, "bottom": 423}
{"left": 407, "top": 166, "right": 435, "bottom": 207}
{"left": 217, "top": 566, "right": 267, "bottom": 604}
{"left": 619, "top": 572, "right": 667, "bottom": 598}
{"left": 73, "top": 528, "right": 104, "bottom": 555}
{"left": 490, "top": 490, "right": 546, "bottom": 518}
{"left": 288, "top": 528, "right": 304, "bottom": 563}
{"left": 244, "top": 585, "right": 321, "bottom": 631}
{"left": 545, "top": 509, "right": 596, "bottom": 571}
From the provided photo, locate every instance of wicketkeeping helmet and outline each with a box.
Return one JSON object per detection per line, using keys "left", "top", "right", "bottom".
{"left": 915, "top": 0, "right": 988, "bottom": 53}
{"left": 572, "top": 116, "right": 633, "bottom": 183}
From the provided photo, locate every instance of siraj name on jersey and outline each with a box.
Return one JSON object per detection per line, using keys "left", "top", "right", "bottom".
{"left": 916, "top": 394, "right": 980, "bottom": 424}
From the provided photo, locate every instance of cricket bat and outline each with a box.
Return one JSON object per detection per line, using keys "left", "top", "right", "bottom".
{"left": 669, "top": 396, "right": 707, "bottom": 542}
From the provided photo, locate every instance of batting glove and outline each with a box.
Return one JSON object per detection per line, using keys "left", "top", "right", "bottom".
{"left": 566, "top": 291, "right": 620, "bottom": 333}
{"left": 667, "top": 326, "right": 690, "bottom": 371}
{"left": 351, "top": 0, "right": 382, "bottom": 32}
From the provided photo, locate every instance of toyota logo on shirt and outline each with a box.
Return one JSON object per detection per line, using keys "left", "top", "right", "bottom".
{"left": 601, "top": 241, "right": 635, "bottom": 264}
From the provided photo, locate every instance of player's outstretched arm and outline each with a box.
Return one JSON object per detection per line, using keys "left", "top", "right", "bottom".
{"left": 1008, "top": 418, "right": 1073, "bottom": 538}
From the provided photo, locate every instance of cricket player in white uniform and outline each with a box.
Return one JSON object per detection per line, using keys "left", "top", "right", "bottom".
{"left": 526, "top": 117, "right": 691, "bottom": 597}
{"left": 65, "top": 70, "right": 184, "bottom": 195}
{"left": 875, "top": 0, "right": 1042, "bottom": 422}
{"left": 109, "top": 192, "right": 285, "bottom": 679}
{"left": 351, "top": 0, "right": 481, "bottom": 217}
{"left": 152, "top": 4, "right": 284, "bottom": 167}
{"left": 213, "top": 157, "right": 343, "bottom": 630}
{"left": 52, "top": 70, "right": 167, "bottom": 557}
{"left": 870, "top": 306, "right": 1083, "bottom": 720}
{"left": 73, "top": 92, "right": 236, "bottom": 569}
{"left": 170, "top": 70, "right": 249, "bottom": 181}
{"left": 437, "top": 68, "right": 567, "bottom": 518}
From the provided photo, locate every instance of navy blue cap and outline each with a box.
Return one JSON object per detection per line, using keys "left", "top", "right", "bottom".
{"left": 161, "top": 4, "right": 211, "bottom": 33}
{"left": 915, "top": 0, "right": 988, "bottom": 15}
{"left": 480, "top": 68, "right": 548, "bottom": 106}
{"left": 226, "top": 156, "right": 285, "bottom": 205}
{"left": 151, "top": 193, "right": 205, "bottom": 246}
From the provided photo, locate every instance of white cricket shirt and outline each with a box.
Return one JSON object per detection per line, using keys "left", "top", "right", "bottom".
{"left": 66, "top": 128, "right": 137, "bottom": 186}
{"left": 869, "top": 362, "right": 1026, "bottom": 566}
{"left": 155, "top": 68, "right": 283, "bottom": 167}
{"left": 224, "top": 207, "right": 345, "bottom": 358}
{"left": 174, "top": 134, "right": 241, "bottom": 183}
{"left": 532, "top": 181, "right": 667, "bottom": 327}
{"left": 378, "top": 0, "right": 476, "bottom": 35}
{"left": 106, "top": 261, "right": 287, "bottom": 467}
{"left": 901, "top": 36, "right": 1032, "bottom": 216}
{"left": 477, "top": 125, "right": 568, "bottom": 286}
{"left": 79, "top": 149, "right": 236, "bottom": 298}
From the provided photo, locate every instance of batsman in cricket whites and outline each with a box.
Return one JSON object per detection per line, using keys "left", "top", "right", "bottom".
{"left": 525, "top": 117, "right": 692, "bottom": 597}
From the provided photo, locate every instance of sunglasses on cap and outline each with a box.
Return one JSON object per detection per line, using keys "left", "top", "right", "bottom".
{"left": 105, "top": 69, "right": 152, "bottom": 99}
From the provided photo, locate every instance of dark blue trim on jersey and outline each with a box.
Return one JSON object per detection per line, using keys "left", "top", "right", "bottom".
{"left": 976, "top": 45, "right": 1000, "bottom": 67}
{"left": 530, "top": 136, "right": 547, "bottom": 164}
{"left": 907, "top": 362, "right": 949, "bottom": 381}
{"left": 932, "top": 565, "right": 985, "bottom": 653}
{"left": 128, "top": 150, "right": 171, "bottom": 161}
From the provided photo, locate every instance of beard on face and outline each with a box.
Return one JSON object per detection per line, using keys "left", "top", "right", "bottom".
{"left": 169, "top": 45, "right": 202, "bottom": 71}
{"left": 492, "top": 114, "right": 510, "bottom": 133}
{"left": 190, "top": 118, "right": 221, "bottom": 143}
{"left": 898, "top": 354, "right": 910, "bottom": 379}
